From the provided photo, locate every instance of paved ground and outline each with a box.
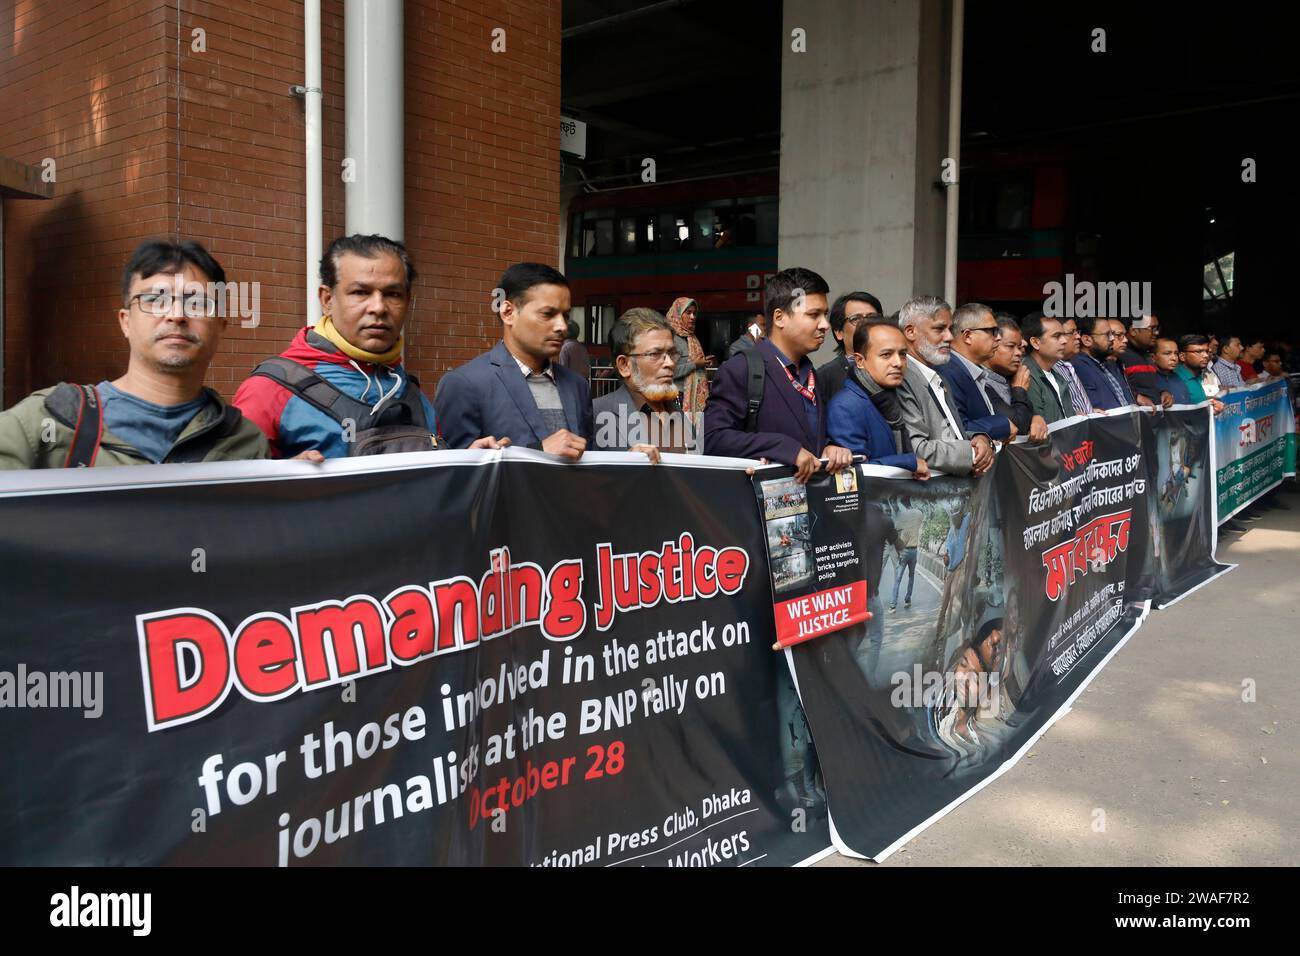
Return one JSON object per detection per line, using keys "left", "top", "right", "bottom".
{"left": 819, "top": 483, "right": 1300, "bottom": 867}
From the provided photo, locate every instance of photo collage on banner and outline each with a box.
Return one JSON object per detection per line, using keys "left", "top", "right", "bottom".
{"left": 757, "top": 406, "right": 1231, "bottom": 860}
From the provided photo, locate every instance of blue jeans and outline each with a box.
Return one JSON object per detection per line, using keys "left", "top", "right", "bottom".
{"left": 854, "top": 594, "right": 886, "bottom": 683}
{"left": 892, "top": 547, "right": 918, "bottom": 606}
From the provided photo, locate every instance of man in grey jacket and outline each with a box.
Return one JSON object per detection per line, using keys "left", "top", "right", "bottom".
{"left": 894, "top": 296, "right": 994, "bottom": 476}
{"left": 592, "top": 308, "right": 687, "bottom": 458}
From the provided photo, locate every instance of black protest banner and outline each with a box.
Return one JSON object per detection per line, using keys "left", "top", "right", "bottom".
{"left": 785, "top": 412, "right": 1163, "bottom": 860}
{"left": 0, "top": 453, "right": 829, "bottom": 866}
{"left": 1142, "top": 406, "right": 1234, "bottom": 607}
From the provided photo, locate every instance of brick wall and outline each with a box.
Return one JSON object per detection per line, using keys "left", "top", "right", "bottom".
{"left": 0, "top": 0, "right": 175, "bottom": 407}
{"left": 0, "top": 0, "right": 560, "bottom": 407}
{"left": 403, "top": 0, "right": 562, "bottom": 380}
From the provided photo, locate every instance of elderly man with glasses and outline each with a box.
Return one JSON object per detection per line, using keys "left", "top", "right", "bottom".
{"left": 936, "top": 302, "right": 1018, "bottom": 441}
{"left": 0, "top": 238, "right": 278, "bottom": 469}
{"left": 591, "top": 308, "right": 687, "bottom": 458}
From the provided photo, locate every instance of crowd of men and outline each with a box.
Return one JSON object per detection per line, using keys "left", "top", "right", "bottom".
{"left": 0, "top": 235, "right": 1288, "bottom": 477}
{"left": 0, "top": 235, "right": 1293, "bottom": 815}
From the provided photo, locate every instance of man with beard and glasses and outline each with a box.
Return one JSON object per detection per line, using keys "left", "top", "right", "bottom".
{"left": 1071, "top": 317, "right": 1131, "bottom": 412}
{"left": 592, "top": 308, "right": 689, "bottom": 458}
{"left": 895, "top": 296, "right": 994, "bottom": 476}
{"left": 0, "top": 239, "right": 274, "bottom": 468}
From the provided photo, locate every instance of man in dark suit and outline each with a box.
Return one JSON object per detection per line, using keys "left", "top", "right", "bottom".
{"left": 1070, "top": 316, "right": 1131, "bottom": 412}
{"left": 703, "top": 266, "right": 851, "bottom": 818}
{"left": 435, "top": 263, "right": 594, "bottom": 458}
{"left": 704, "top": 267, "right": 853, "bottom": 482}
{"left": 983, "top": 313, "right": 1048, "bottom": 441}
{"left": 937, "top": 302, "right": 1016, "bottom": 442}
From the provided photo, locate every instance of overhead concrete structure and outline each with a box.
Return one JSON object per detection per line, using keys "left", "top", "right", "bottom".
{"left": 779, "top": 0, "right": 951, "bottom": 361}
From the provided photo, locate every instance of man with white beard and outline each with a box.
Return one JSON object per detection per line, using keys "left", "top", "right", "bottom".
{"left": 592, "top": 308, "right": 689, "bottom": 457}
{"left": 894, "top": 296, "right": 994, "bottom": 477}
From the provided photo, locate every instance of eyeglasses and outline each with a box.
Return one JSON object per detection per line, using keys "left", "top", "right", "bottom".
{"left": 626, "top": 348, "right": 681, "bottom": 363}
{"left": 965, "top": 326, "right": 1002, "bottom": 337}
{"left": 129, "top": 291, "right": 218, "bottom": 318}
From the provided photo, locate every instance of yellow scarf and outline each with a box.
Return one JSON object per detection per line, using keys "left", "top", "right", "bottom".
{"left": 315, "top": 314, "right": 403, "bottom": 366}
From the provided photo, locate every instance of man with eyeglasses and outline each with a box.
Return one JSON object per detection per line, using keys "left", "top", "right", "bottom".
{"left": 816, "top": 291, "right": 883, "bottom": 403}
{"left": 1119, "top": 314, "right": 1170, "bottom": 407}
{"left": 1106, "top": 318, "right": 1138, "bottom": 405}
{"left": 591, "top": 308, "right": 686, "bottom": 458}
{"left": 1070, "top": 316, "right": 1132, "bottom": 412}
{"left": 896, "top": 296, "right": 994, "bottom": 476}
{"left": 936, "top": 302, "right": 1017, "bottom": 442}
{"left": 1175, "top": 335, "right": 1225, "bottom": 414}
{"left": 0, "top": 239, "right": 273, "bottom": 469}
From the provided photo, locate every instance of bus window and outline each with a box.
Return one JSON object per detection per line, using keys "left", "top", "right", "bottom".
{"left": 638, "top": 214, "right": 656, "bottom": 253}
{"left": 594, "top": 219, "right": 615, "bottom": 256}
{"left": 587, "top": 304, "right": 616, "bottom": 345}
{"left": 570, "top": 213, "right": 583, "bottom": 258}
{"left": 618, "top": 217, "right": 637, "bottom": 256}
{"left": 693, "top": 209, "right": 715, "bottom": 250}
{"left": 755, "top": 200, "right": 778, "bottom": 245}
{"left": 661, "top": 212, "right": 691, "bottom": 251}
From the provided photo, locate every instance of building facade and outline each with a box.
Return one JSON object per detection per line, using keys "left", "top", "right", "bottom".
{"left": 0, "top": 0, "right": 561, "bottom": 407}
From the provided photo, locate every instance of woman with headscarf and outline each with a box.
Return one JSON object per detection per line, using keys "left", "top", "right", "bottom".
{"left": 665, "top": 297, "right": 714, "bottom": 415}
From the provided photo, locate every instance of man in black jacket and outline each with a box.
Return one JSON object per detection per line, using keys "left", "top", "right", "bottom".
{"left": 983, "top": 314, "right": 1048, "bottom": 442}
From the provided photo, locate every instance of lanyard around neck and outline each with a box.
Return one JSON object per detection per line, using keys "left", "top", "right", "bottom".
{"left": 781, "top": 362, "right": 817, "bottom": 404}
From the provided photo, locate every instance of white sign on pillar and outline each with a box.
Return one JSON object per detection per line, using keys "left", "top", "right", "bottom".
{"left": 560, "top": 116, "right": 587, "bottom": 158}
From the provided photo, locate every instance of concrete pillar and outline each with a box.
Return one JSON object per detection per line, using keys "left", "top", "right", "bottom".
{"left": 779, "top": 0, "right": 951, "bottom": 363}
{"left": 345, "top": 0, "right": 405, "bottom": 240}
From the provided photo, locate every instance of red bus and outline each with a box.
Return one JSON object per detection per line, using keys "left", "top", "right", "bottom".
{"left": 565, "top": 173, "right": 778, "bottom": 364}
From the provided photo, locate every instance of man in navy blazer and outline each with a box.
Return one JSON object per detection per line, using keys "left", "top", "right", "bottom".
{"left": 704, "top": 267, "right": 852, "bottom": 482}
{"left": 435, "top": 263, "right": 594, "bottom": 458}
{"left": 703, "top": 266, "right": 851, "bottom": 817}
{"left": 1070, "top": 316, "right": 1132, "bottom": 412}
{"left": 936, "top": 302, "right": 1017, "bottom": 441}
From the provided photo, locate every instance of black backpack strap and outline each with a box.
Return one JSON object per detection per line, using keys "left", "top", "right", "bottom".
{"left": 249, "top": 357, "right": 376, "bottom": 427}
{"left": 44, "top": 383, "right": 103, "bottom": 468}
{"left": 744, "top": 347, "right": 765, "bottom": 433}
